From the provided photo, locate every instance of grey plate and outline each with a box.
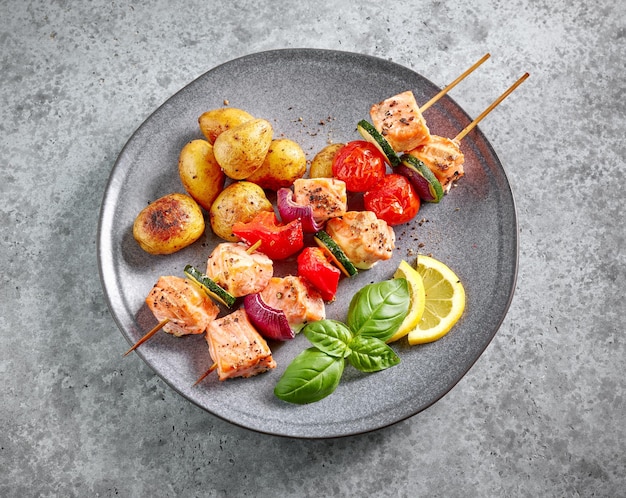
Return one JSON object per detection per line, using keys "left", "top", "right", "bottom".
{"left": 98, "top": 49, "right": 517, "bottom": 438}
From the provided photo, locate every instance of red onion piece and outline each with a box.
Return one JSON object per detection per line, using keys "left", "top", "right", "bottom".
{"left": 243, "top": 293, "right": 295, "bottom": 341}
{"left": 395, "top": 163, "right": 437, "bottom": 202}
{"left": 276, "top": 188, "right": 323, "bottom": 233}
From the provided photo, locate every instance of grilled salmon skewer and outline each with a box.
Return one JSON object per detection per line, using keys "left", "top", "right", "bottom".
{"left": 370, "top": 54, "right": 491, "bottom": 152}
{"left": 124, "top": 239, "right": 274, "bottom": 356}
{"left": 408, "top": 72, "right": 530, "bottom": 192}
{"left": 123, "top": 275, "right": 220, "bottom": 356}
{"left": 126, "top": 277, "right": 276, "bottom": 384}
{"left": 370, "top": 57, "right": 527, "bottom": 194}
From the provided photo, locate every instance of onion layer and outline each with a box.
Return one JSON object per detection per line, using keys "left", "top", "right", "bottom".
{"left": 396, "top": 155, "right": 444, "bottom": 203}
{"left": 276, "top": 188, "right": 323, "bottom": 232}
{"left": 395, "top": 163, "right": 437, "bottom": 202}
{"left": 243, "top": 293, "right": 295, "bottom": 341}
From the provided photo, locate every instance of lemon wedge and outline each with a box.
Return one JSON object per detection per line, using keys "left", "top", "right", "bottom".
{"left": 407, "top": 255, "right": 465, "bottom": 345}
{"left": 388, "top": 260, "right": 426, "bottom": 343}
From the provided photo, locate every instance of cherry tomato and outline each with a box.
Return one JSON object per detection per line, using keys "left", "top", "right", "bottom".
{"left": 232, "top": 211, "right": 304, "bottom": 260}
{"left": 332, "top": 140, "right": 387, "bottom": 192}
{"left": 297, "top": 247, "right": 341, "bottom": 301}
{"left": 364, "top": 174, "right": 420, "bottom": 226}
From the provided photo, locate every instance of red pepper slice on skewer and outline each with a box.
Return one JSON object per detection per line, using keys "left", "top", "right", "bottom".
{"left": 232, "top": 211, "right": 304, "bottom": 260}
{"left": 297, "top": 246, "right": 341, "bottom": 302}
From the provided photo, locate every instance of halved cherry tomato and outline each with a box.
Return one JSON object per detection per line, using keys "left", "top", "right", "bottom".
{"left": 364, "top": 173, "right": 420, "bottom": 226}
{"left": 232, "top": 211, "right": 304, "bottom": 260}
{"left": 297, "top": 247, "right": 341, "bottom": 302}
{"left": 332, "top": 140, "right": 387, "bottom": 192}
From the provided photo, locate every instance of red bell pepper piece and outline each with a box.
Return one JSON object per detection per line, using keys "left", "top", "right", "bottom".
{"left": 232, "top": 211, "right": 304, "bottom": 260}
{"left": 297, "top": 246, "right": 341, "bottom": 302}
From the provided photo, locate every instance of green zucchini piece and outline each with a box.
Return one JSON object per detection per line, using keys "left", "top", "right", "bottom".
{"left": 184, "top": 264, "right": 236, "bottom": 308}
{"left": 397, "top": 154, "right": 444, "bottom": 203}
{"left": 356, "top": 119, "right": 401, "bottom": 167}
{"left": 314, "top": 230, "right": 358, "bottom": 278}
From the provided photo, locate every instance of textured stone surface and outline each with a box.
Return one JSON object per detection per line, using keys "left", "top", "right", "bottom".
{"left": 1, "top": 0, "right": 624, "bottom": 496}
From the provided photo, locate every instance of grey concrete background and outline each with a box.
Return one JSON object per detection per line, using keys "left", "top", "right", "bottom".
{"left": 1, "top": 0, "right": 624, "bottom": 496}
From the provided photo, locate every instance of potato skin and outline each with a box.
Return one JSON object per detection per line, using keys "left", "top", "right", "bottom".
{"left": 178, "top": 139, "right": 226, "bottom": 211}
{"left": 209, "top": 181, "right": 273, "bottom": 241}
{"left": 198, "top": 108, "right": 254, "bottom": 145}
{"left": 246, "top": 138, "right": 307, "bottom": 190}
{"left": 213, "top": 118, "right": 273, "bottom": 180}
{"left": 309, "top": 143, "right": 344, "bottom": 178}
{"left": 133, "top": 193, "right": 205, "bottom": 254}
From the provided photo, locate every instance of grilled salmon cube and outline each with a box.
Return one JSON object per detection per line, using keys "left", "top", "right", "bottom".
{"left": 205, "top": 242, "right": 273, "bottom": 297}
{"left": 205, "top": 309, "right": 277, "bottom": 381}
{"left": 370, "top": 90, "right": 431, "bottom": 152}
{"left": 407, "top": 135, "right": 465, "bottom": 192}
{"left": 293, "top": 178, "right": 347, "bottom": 224}
{"left": 325, "top": 211, "right": 395, "bottom": 270}
{"left": 145, "top": 276, "right": 219, "bottom": 337}
{"left": 259, "top": 276, "right": 325, "bottom": 330}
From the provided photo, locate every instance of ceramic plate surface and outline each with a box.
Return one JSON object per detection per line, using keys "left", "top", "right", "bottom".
{"left": 98, "top": 49, "right": 517, "bottom": 438}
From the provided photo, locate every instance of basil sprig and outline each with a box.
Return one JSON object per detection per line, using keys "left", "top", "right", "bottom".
{"left": 274, "top": 278, "right": 409, "bottom": 404}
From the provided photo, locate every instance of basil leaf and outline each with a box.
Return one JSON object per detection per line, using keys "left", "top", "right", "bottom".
{"left": 347, "top": 335, "right": 401, "bottom": 372}
{"left": 346, "top": 279, "right": 410, "bottom": 342}
{"left": 303, "top": 319, "right": 353, "bottom": 358}
{"left": 274, "top": 347, "right": 344, "bottom": 404}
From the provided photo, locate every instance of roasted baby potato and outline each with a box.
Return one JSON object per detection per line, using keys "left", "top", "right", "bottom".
{"left": 209, "top": 181, "right": 273, "bottom": 241}
{"left": 309, "top": 143, "right": 344, "bottom": 178}
{"left": 133, "top": 193, "right": 205, "bottom": 255}
{"left": 178, "top": 139, "right": 226, "bottom": 211}
{"left": 213, "top": 118, "right": 273, "bottom": 180}
{"left": 198, "top": 107, "right": 254, "bottom": 145}
{"left": 246, "top": 138, "right": 307, "bottom": 190}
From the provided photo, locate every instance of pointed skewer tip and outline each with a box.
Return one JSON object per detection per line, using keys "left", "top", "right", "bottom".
{"left": 123, "top": 318, "right": 170, "bottom": 357}
{"left": 193, "top": 363, "right": 218, "bottom": 386}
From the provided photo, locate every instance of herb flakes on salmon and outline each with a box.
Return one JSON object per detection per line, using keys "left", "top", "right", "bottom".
{"left": 145, "top": 275, "right": 219, "bottom": 337}
{"left": 292, "top": 178, "right": 347, "bottom": 224}
{"left": 407, "top": 135, "right": 465, "bottom": 193}
{"left": 205, "top": 242, "right": 273, "bottom": 297}
{"left": 259, "top": 276, "right": 325, "bottom": 331}
{"left": 369, "top": 90, "right": 431, "bottom": 152}
{"left": 325, "top": 211, "right": 395, "bottom": 270}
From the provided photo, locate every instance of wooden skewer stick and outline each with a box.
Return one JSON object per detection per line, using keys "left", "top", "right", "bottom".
{"left": 419, "top": 53, "right": 491, "bottom": 113}
{"left": 193, "top": 362, "right": 218, "bottom": 386}
{"left": 454, "top": 72, "right": 530, "bottom": 142}
{"left": 123, "top": 318, "right": 170, "bottom": 357}
{"left": 246, "top": 240, "right": 262, "bottom": 254}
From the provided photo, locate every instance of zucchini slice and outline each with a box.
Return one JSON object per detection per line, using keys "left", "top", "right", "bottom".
{"left": 357, "top": 119, "right": 401, "bottom": 167}
{"left": 313, "top": 230, "right": 358, "bottom": 278}
{"left": 397, "top": 154, "right": 444, "bottom": 203}
{"left": 184, "top": 264, "right": 237, "bottom": 308}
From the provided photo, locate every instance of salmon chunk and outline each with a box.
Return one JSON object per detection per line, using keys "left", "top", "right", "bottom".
{"left": 259, "top": 276, "right": 325, "bottom": 330}
{"left": 205, "top": 242, "right": 273, "bottom": 297}
{"left": 145, "top": 276, "right": 219, "bottom": 337}
{"left": 370, "top": 90, "right": 431, "bottom": 152}
{"left": 407, "top": 135, "right": 465, "bottom": 192}
{"left": 325, "top": 211, "right": 395, "bottom": 269}
{"left": 205, "top": 309, "right": 277, "bottom": 381}
{"left": 293, "top": 178, "right": 347, "bottom": 224}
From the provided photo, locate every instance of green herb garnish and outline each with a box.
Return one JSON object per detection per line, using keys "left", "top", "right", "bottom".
{"left": 274, "top": 278, "right": 409, "bottom": 404}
